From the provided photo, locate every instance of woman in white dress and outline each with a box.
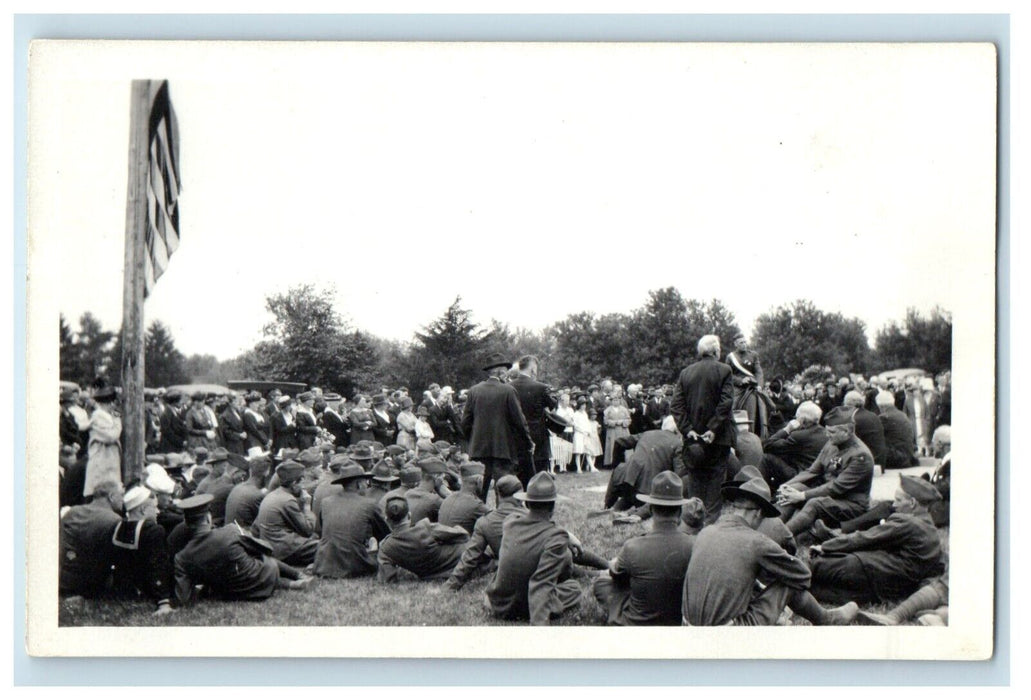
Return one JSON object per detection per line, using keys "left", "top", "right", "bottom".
{"left": 550, "top": 392, "right": 576, "bottom": 472}
{"left": 571, "top": 399, "right": 599, "bottom": 473}
{"left": 394, "top": 397, "right": 418, "bottom": 451}
{"left": 83, "top": 387, "right": 122, "bottom": 498}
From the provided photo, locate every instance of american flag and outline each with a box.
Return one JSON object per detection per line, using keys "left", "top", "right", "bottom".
{"left": 143, "top": 81, "right": 181, "bottom": 297}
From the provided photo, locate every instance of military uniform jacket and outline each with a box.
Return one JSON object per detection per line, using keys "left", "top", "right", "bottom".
{"left": 405, "top": 486, "right": 444, "bottom": 523}
{"left": 617, "top": 430, "right": 682, "bottom": 495}
{"left": 461, "top": 377, "right": 533, "bottom": 462}
{"left": 447, "top": 501, "right": 525, "bottom": 588}
{"left": 684, "top": 514, "right": 811, "bottom": 626}
{"left": 174, "top": 524, "right": 279, "bottom": 603}
{"left": 112, "top": 517, "right": 173, "bottom": 604}
{"left": 377, "top": 519, "right": 469, "bottom": 582}
{"left": 787, "top": 437, "right": 874, "bottom": 506}
{"left": 509, "top": 374, "right": 558, "bottom": 461}
{"left": 485, "top": 511, "right": 579, "bottom": 625}
{"left": 610, "top": 520, "right": 696, "bottom": 625}
{"left": 242, "top": 408, "right": 270, "bottom": 451}
{"left": 59, "top": 503, "right": 122, "bottom": 594}
{"left": 670, "top": 357, "right": 736, "bottom": 447}
{"left": 820, "top": 509, "right": 943, "bottom": 590}
{"left": 253, "top": 487, "right": 316, "bottom": 561}
{"left": 438, "top": 489, "right": 491, "bottom": 534}
{"left": 314, "top": 491, "right": 391, "bottom": 578}
{"left": 195, "top": 473, "right": 237, "bottom": 526}
{"left": 762, "top": 424, "right": 829, "bottom": 473}
{"left": 224, "top": 481, "right": 266, "bottom": 531}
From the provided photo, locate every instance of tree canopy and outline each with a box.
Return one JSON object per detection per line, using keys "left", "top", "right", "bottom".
{"left": 751, "top": 300, "right": 870, "bottom": 379}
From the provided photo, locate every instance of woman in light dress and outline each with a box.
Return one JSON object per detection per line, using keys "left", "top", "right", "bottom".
{"left": 603, "top": 396, "right": 632, "bottom": 467}
{"left": 394, "top": 397, "right": 418, "bottom": 451}
{"left": 83, "top": 387, "right": 122, "bottom": 498}
{"left": 571, "top": 399, "right": 600, "bottom": 473}
{"left": 550, "top": 392, "right": 575, "bottom": 473}
{"left": 414, "top": 405, "right": 435, "bottom": 442}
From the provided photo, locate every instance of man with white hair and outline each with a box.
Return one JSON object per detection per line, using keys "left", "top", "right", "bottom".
{"left": 759, "top": 401, "right": 829, "bottom": 491}
{"left": 876, "top": 390, "right": 917, "bottom": 469}
{"left": 842, "top": 390, "right": 887, "bottom": 467}
{"left": 670, "top": 335, "right": 736, "bottom": 523}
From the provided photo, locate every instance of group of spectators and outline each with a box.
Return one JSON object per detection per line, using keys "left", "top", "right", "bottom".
{"left": 57, "top": 338, "right": 952, "bottom": 627}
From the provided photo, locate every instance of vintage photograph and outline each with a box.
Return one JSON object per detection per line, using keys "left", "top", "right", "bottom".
{"left": 25, "top": 40, "right": 996, "bottom": 658}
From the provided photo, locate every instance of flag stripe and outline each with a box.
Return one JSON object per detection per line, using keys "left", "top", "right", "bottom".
{"left": 143, "top": 81, "right": 181, "bottom": 299}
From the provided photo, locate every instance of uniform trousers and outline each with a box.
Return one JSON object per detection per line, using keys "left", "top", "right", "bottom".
{"left": 758, "top": 454, "right": 800, "bottom": 492}
{"left": 680, "top": 444, "right": 730, "bottom": 525}
{"left": 781, "top": 497, "right": 867, "bottom": 536}
{"left": 280, "top": 539, "right": 319, "bottom": 568}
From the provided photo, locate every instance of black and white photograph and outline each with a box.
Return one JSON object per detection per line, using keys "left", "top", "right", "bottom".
{"left": 24, "top": 39, "right": 996, "bottom": 659}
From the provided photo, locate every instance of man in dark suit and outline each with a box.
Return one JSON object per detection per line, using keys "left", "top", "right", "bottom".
{"left": 294, "top": 392, "right": 320, "bottom": 450}
{"left": 625, "top": 384, "right": 647, "bottom": 435}
{"left": 644, "top": 389, "right": 672, "bottom": 430}
{"left": 843, "top": 390, "right": 888, "bottom": 467}
{"left": 669, "top": 334, "right": 736, "bottom": 524}
{"left": 509, "top": 355, "right": 558, "bottom": 484}
{"left": 219, "top": 393, "right": 248, "bottom": 456}
{"left": 461, "top": 352, "right": 534, "bottom": 502}
{"left": 759, "top": 400, "right": 829, "bottom": 491}
{"left": 242, "top": 392, "right": 271, "bottom": 455}
{"left": 876, "top": 390, "right": 917, "bottom": 469}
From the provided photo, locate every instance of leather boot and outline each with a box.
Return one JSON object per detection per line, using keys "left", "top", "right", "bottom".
{"left": 789, "top": 589, "right": 859, "bottom": 625}
{"left": 809, "top": 519, "right": 840, "bottom": 543}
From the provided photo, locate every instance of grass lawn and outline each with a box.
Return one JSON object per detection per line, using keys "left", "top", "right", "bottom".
{"left": 58, "top": 471, "right": 946, "bottom": 627}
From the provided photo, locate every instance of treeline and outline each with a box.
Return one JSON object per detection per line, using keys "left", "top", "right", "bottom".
{"left": 59, "top": 286, "right": 952, "bottom": 397}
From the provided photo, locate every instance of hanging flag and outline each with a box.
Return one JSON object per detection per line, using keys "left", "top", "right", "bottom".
{"left": 142, "top": 80, "right": 181, "bottom": 297}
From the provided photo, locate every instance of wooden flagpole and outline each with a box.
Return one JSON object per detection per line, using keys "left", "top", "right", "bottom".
{"left": 121, "top": 80, "right": 153, "bottom": 486}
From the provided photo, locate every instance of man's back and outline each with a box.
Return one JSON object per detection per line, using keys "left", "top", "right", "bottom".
{"left": 405, "top": 486, "right": 443, "bottom": 523}
{"left": 59, "top": 503, "right": 122, "bottom": 594}
{"left": 880, "top": 406, "right": 915, "bottom": 452}
{"left": 614, "top": 521, "right": 695, "bottom": 625}
{"left": 671, "top": 357, "right": 735, "bottom": 446}
{"left": 763, "top": 425, "right": 829, "bottom": 471}
{"left": 622, "top": 430, "right": 682, "bottom": 494}
{"left": 314, "top": 491, "right": 389, "bottom": 578}
{"left": 175, "top": 525, "right": 278, "bottom": 600}
{"left": 462, "top": 378, "right": 531, "bottom": 461}
{"left": 486, "top": 511, "right": 572, "bottom": 623}
{"left": 438, "top": 490, "right": 490, "bottom": 534}
{"left": 509, "top": 375, "right": 556, "bottom": 454}
{"left": 853, "top": 407, "right": 888, "bottom": 466}
{"left": 377, "top": 519, "right": 469, "bottom": 581}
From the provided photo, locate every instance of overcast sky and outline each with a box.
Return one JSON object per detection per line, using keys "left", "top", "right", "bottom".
{"left": 29, "top": 41, "right": 996, "bottom": 360}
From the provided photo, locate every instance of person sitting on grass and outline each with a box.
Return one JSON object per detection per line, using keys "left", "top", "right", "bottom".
{"left": 446, "top": 475, "right": 526, "bottom": 590}
{"left": 59, "top": 479, "right": 124, "bottom": 599}
{"left": 313, "top": 463, "right": 390, "bottom": 579}
{"left": 252, "top": 461, "right": 319, "bottom": 568}
{"left": 856, "top": 566, "right": 949, "bottom": 626}
{"left": 405, "top": 456, "right": 450, "bottom": 523}
{"left": 174, "top": 494, "right": 312, "bottom": 607}
{"left": 112, "top": 485, "right": 174, "bottom": 616}
{"left": 438, "top": 461, "right": 491, "bottom": 534}
{"left": 377, "top": 497, "right": 470, "bottom": 582}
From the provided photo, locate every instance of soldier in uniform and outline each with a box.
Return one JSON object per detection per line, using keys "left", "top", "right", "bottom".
{"left": 59, "top": 479, "right": 123, "bottom": 597}
{"left": 365, "top": 460, "right": 400, "bottom": 504}
{"left": 377, "top": 497, "right": 470, "bottom": 582}
{"left": 446, "top": 475, "right": 526, "bottom": 590}
{"left": 174, "top": 494, "right": 311, "bottom": 606}
{"left": 592, "top": 472, "right": 696, "bottom": 625}
{"left": 725, "top": 334, "right": 768, "bottom": 439}
{"left": 380, "top": 465, "right": 421, "bottom": 513}
{"left": 485, "top": 472, "right": 584, "bottom": 626}
{"left": 313, "top": 464, "right": 390, "bottom": 579}
{"left": 405, "top": 456, "right": 450, "bottom": 523}
{"left": 438, "top": 461, "right": 491, "bottom": 534}
{"left": 111, "top": 486, "right": 174, "bottom": 616}
{"left": 776, "top": 406, "right": 875, "bottom": 541}
{"left": 809, "top": 475, "right": 945, "bottom": 605}
{"left": 224, "top": 457, "right": 270, "bottom": 533}
{"left": 252, "top": 461, "right": 319, "bottom": 567}
{"left": 193, "top": 447, "right": 237, "bottom": 527}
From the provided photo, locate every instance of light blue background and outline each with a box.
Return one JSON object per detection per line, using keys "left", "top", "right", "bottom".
{"left": 13, "top": 13, "right": 1009, "bottom": 686}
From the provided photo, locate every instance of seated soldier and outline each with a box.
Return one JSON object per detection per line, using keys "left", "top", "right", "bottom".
{"left": 224, "top": 457, "right": 270, "bottom": 533}
{"left": 313, "top": 462, "right": 390, "bottom": 579}
{"left": 776, "top": 406, "right": 874, "bottom": 540}
{"left": 174, "top": 494, "right": 311, "bottom": 605}
{"left": 194, "top": 448, "right": 238, "bottom": 527}
{"left": 485, "top": 472, "right": 584, "bottom": 626}
{"left": 593, "top": 472, "right": 696, "bottom": 625}
{"left": 599, "top": 425, "right": 683, "bottom": 523}
{"left": 683, "top": 476, "right": 857, "bottom": 626}
{"left": 405, "top": 456, "right": 450, "bottom": 523}
{"left": 727, "top": 465, "right": 796, "bottom": 554}
{"left": 446, "top": 475, "right": 526, "bottom": 590}
{"left": 759, "top": 401, "right": 828, "bottom": 492}
{"left": 380, "top": 465, "right": 421, "bottom": 513}
{"left": 438, "top": 461, "right": 491, "bottom": 534}
{"left": 111, "top": 486, "right": 174, "bottom": 616}
{"left": 377, "top": 497, "right": 470, "bottom": 582}
{"left": 366, "top": 460, "right": 400, "bottom": 504}
{"left": 808, "top": 475, "right": 945, "bottom": 606}
{"left": 857, "top": 565, "right": 949, "bottom": 626}
{"left": 59, "top": 479, "right": 123, "bottom": 597}
{"left": 252, "top": 460, "right": 319, "bottom": 567}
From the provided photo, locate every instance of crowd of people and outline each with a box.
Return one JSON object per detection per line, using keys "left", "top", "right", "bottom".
{"left": 57, "top": 338, "right": 952, "bottom": 627}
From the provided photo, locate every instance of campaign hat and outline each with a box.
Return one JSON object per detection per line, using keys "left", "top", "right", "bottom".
{"left": 371, "top": 460, "right": 401, "bottom": 483}
{"left": 459, "top": 461, "right": 486, "bottom": 478}
{"left": 900, "top": 475, "right": 942, "bottom": 504}
{"left": 332, "top": 463, "right": 374, "bottom": 485}
{"left": 349, "top": 445, "right": 375, "bottom": 463}
{"left": 328, "top": 454, "right": 357, "bottom": 471}
{"left": 823, "top": 406, "right": 857, "bottom": 427}
{"left": 206, "top": 447, "right": 230, "bottom": 465}
{"left": 637, "top": 471, "right": 691, "bottom": 506}
{"left": 720, "top": 476, "right": 780, "bottom": 517}
{"left": 723, "top": 464, "right": 763, "bottom": 488}
{"left": 515, "top": 472, "right": 559, "bottom": 503}
{"left": 495, "top": 475, "right": 523, "bottom": 499}
{"left": 385, "top": 445, "right": 407, "bottom": 458}
{"left": 178, "top": 493, "right": 214, "bottom": 519}
{"left": 275, "top": 460, "right": 305, "bottom": 484}
{"left": 481, "top": 352, "right": 512, "bottom": 372}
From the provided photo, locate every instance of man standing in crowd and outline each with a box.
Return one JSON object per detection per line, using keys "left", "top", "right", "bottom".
{"left": 759, "top": 401, "right": 828, "bottom": 492}
{"left": 377, "top": 497, "right": 470, "bottom": 582}
{"left": 776, "top": 406, "right": 874, "bottom": 540}
{"left": 462, "top": 352, "right": 534, "bottom": 501}
{"left": 294, "top": 392, "right": 320, "bottom": 450}
{"left": 174, "top": 494, "right": 311, "bottom": 606}
{"left": 670, "top": 335, "right": 736, "bottom": 524}
{"left": 253, "top": 460, "right": 319, "bottom": 567}
{"left": 485, "top": 472, "right": 583, "bottom": 626}
{"left": 438, "top": 461, "right": 491, "bottom": 534}
{"left": 313, "top": 463, "right": 390, "bottom": 579}
{"left": 593, "top": 472, "right": 695, "bottom": 625}
{"left": 645, "top": 388, "right": 671, "bottom": 430}
{"left": 625, "top": 384, "right": 647, "bottom": 435}
{"left": 219, "top": 393, "right": 248, "bottom": 456}
{"left": 509, "top": 355, "right": 558, "bottom": 484}
{"left": 876, "top": 390, "right": 918, "bottom": 469}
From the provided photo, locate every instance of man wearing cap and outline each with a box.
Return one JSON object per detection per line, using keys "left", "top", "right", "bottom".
{"left": 684, "top": 477, "right": 857, "bottom": 626}
{"left": 252, "top": 461, "right": 319, "bottom": 567}
{"left": 808, "top": 475, "right": 945, "bottom": 605}
{"left": 225, "top": 457, "right": 270, "bottom": 533}
{"left": 174, "top": 494, "right": 311, "bottom": 605}
{"left": 776, "top": 406, "right": 875, "bottom": 539}
{"left": 143, "top": 464, "right": 183, "bottom": 535}
{"left": 185, "top": 392, "right": 220, "bottom": 451}
{"left": 670, "top": 335, "right": 737, "bottom": 524}
{"left": 378, "top": 497, "right": 470, "bottom": 582}
{"left": 485, "top": 472, "right": 583, "bottom": 625}
{"left": 380, "top": 465, "right": 421, "bottom": 513}
{"left": 462, "top": 352, "right": 534, "bottom": 501}
{"left": 366, "top": 460, "right": 401, "bottom": 504}
{"left": 509, "top": 355, "right": 559, "bottom": 484}
{"left": 295, "top": 392, "right": 320, "bottom": 450}
{"left": 759, "top": 401, "right": 829, "bottom": 492}
{"left": 406, "top": 457, "right": 450, "bottom": 523}
{"left": 59, "top": 479, "right": 124, "bottom": 597}
{"left": 446, "top": 475, "right": 526, "bottom": 590}
{"left": 439, "top": 461, "right": 491, "bottom": 534}
{"left": 313, "top": 453, "right": 351, "bottom": 516}
{"left": 313, "top": 463, "right": 391, "bottom": 578}
{"left": 593, "top": 472, "right": 696, "bottom": 625}
{"left": 194, "top": 447, "right": 237, "bottom": 527}
{"left": 112, "top": 486, "right": 174, "bottom": 615}
{"left": 219, "top": 393, "right": 249, "bottom": 456}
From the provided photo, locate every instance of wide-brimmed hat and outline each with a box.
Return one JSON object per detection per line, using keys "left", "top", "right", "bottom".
{"left": 206, "top": 447, "right": 230, "bottom": 465}
{"left": 371, "top": 461, "right": 400, "bottom": 483}
{"left": 723, "top": 464, "right": 763, "bottom": 488}
{"left": 637, "top": 471, "right": 691, "bottom": 506}
{"left": 481, "top": 352, "right": 512, "bottom": 372}
{"left": 295, "top": 448, "right": 323, "bottom": 468}
{"left": 332, "top": 464, "right": 374, "bottom": 485}
{"left": 227, "top": 453, "right": 250, "bottom": 473}
{"left": 515, "top": 472, "right": 558, "bottom": 503}
{"left": 349, "top": 445, "right": 375, "bottom": 462}
{"left": 385, "top": 445, "right": 407, "bottom": 458}
{"left": 720, "top": 477, "right": 780, "bottom": 517}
